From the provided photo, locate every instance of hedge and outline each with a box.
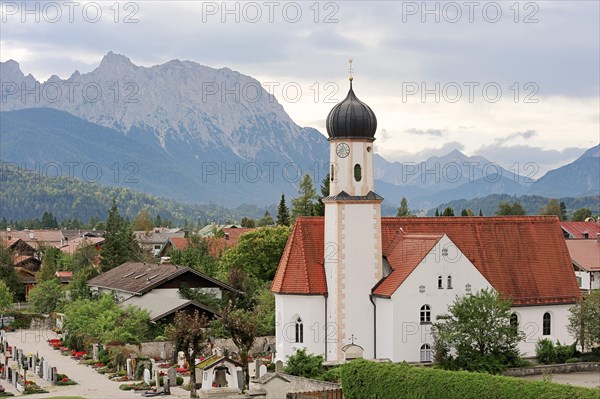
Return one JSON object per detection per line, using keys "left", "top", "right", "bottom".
{"left": 341, "top": 360, "right": 600, "bottom": 399}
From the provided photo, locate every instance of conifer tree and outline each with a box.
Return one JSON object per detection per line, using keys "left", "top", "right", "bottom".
{"left": 397, "top": 197, "right": 411, "bottom": 217}
{"left": 291, "top": 174, "right": 317, "bottom": 220}
{"left": 100, "top": 200, "right": 141, "bottom": 272}
{"left": 276, "top": 194, "right": 291, "bottom": 226}
{"left": 314, "top": 173, "right": 330, "bottom": 217}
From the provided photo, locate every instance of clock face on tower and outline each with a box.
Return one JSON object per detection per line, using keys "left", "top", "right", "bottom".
{"left": 336, "top": 142, "right": 350, "bottom": 158}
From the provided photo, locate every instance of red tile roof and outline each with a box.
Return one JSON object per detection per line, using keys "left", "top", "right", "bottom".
{"left": 207, "top": 228, "right": 256, "bottom": 258}
{"left": 272, "top": 216, "right": 580, "bottom": 306}
{"left": 169, "top": 237, "right": 189, "bottom": 250}
{"left": 271, "top": 218, "right": 327, "bottom": 295}
{"left": 566, "top": 240, "right": 600, "bottom": 272}
{"left": 373, "top": 232, "right": 443, "bottom": 297}
{"left": 561, "top": 221, "right": 600, "bottom": 239}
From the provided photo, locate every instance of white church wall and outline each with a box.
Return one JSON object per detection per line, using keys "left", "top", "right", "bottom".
{"left": 274, "top": 294, "right": 325, "bottom": 362}
{"left": 388, "top": 235, "right": 493, "bottom": 363}
{"left": 513, "top": 304, "right": 575, "bottom": 357}
{"left": 374, "top": 297, "right": 394, "bottom": 360}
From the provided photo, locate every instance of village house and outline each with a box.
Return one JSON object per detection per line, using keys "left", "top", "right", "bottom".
{"left": 271, "top": 77, "right": 581, "bottom": 364}
{"left": 566, "top": 238, "right": 600, "bottom": 291}
{"left": 87, "top": 262, "right": 240, "bottom": 323}
{"left": 561, "top": 221, "right": 600, "bottom": 240}
{"left": 134, "top": 228, "right": 185, "bottom": 256}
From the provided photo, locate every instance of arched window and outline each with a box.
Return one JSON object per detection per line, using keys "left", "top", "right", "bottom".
{"left": 420, "top": 305, "right": 431, "bottom": 324}
{"left": 295, "top": 317, "right": 304, "bottom": 343}
{"left": 354, "top": 164, "right": 362, "bottom": 182}
{"left": 510, "top": 313, "right": 519, "bottom": 331}
{"left": 543, "top": 312, "right": 551, "bottom": 336}
{"left": 447, "top": 276, "right": 453, "bottom": 289}
{"left": 420, "top": 344, "right": 432, "bottom": 363}
{"left": 438, "top": 275, "right": 443, "bottom": 289}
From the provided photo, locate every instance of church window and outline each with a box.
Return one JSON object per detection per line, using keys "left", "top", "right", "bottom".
{"left": 354, "top": 164, "right": 362, "bottom": 182}
{"left": 447, "top": 275, "right": 453, "bottom": 289}
{"left": 510, "top": 313, "right": 519, "bottom": 332}
{"left": 295, "top": 317, "right": 304, "bottom": 343}
{"left": 438, "top": 275, "right": 443, "bottom": 289}
{"left": 420, "top": 344, "right": 432, "bottom": 362}
{"left": 420, "top": 305, "right": 431, "bottom": 324}
{"left": 543, "top": 312, "right": 551, "bottom": 336}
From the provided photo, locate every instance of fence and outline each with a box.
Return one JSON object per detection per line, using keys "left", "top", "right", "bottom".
{"left": 287, "top": 389, "right": 343, "bottom": 399}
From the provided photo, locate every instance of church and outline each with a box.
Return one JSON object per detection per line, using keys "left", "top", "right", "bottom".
{"left": 271, "top": 74, "right": 581, "bottom": 364}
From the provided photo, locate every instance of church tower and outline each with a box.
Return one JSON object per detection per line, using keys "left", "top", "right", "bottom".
{"left": 323, "top": 64, "right": 383, "bottom": 361}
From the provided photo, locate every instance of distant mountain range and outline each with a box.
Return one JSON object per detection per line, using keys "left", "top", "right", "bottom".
{"left": 0, "top": 53, "right": 598, "bottom": 212}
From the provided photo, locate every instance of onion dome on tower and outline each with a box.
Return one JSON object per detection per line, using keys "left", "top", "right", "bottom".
{"left": 326, "top": 63, "right": 377, "bottom": 140}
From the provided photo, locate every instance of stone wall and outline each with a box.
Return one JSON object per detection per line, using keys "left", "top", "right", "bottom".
{"left": 124, "top": 341, "right": 175, "bottom": 360}
{"left": 213, "top": 336, "right": 275, "bottom": 356}
{"left": 503, "top": 362, "right": 600, "bottom": 377}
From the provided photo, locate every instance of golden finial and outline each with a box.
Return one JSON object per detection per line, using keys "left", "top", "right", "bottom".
{"left": 348, "top": 58, "right": 354, "bottom": 81}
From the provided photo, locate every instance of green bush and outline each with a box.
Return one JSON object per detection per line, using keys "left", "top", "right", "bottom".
{"left": 284, "top": 348, "right": 324, "bottom": 378}
{"left": 176, "top": 376, "right": 184, "bottom": 386}
{"left": 341, "top": 360, "right": 600, "bottom": 399}
{"left": 536, "top": 339, "right": 579, "bottom": 364}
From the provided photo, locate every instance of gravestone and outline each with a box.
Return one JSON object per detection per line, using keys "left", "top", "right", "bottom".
{"left": 163, "top": 376, "right": 170, "bottom": 394}
{"left": 167, "top": 367, "right": 177, "bottom": 385}
{"left": 37, "top": 358, "right": 44, "bottom": 378}
{"left": 143, "top": 368, "right": 151, "bottom": 385}
{"left": 275, "top": 360, "right": 284, "bottom": 373}
{"left": 12, "top": 368, "right": 17, "bottom": 388}
{"left": 126, "top": 358, "right": 133, "bottom": 378}
{"left": 254, "top": 359, "right": 262, "bottom": 379}
{"left": 259, "top": 364, "right": 267, "bottom": 378}
{"left": 153, "top": 368, "right": 161, "bottom": 391}
{"left": 177, "top": 351, "right": 185, "bottom": 368}
{"left": 248, "top": 362, "right": 256, "bottom": 380}
{"left": 237, "top": 369, "right": 244, "bottom": 389}
{"left": 92, "top": 344, "right": 99, "bottom": 361}
{"left": 51, "top": 366, "right": 58, "bottom": 385}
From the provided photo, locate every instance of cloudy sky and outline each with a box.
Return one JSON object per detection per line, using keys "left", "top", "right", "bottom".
{"left": 2, "top": 0, "right": 598, "bottom": 175}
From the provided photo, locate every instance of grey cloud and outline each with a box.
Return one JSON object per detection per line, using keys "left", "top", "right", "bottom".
{"left": 405, "top": 128, "right": 446, "bottom": 137}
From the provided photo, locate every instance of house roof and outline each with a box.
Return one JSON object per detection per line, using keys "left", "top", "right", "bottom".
{"left": 59, "top": 236, "right": 104, "bottom": 254}
{"left": 195, "top": 355, "right": 243, "bottom": 370}
{"left": 208, "top": 228, "right": 256, "bottom": 257}
{"left": 88, "top": 262, "right": 239, "bottom": 295}
{"left": 561, "top": 221, "right": 600, "bottom": 239}
{"left": 119, "top": 291, "right": 218, "bottom": 322}
{"left": 13, "top": 255, "right": 41, "bottom": 266}
{"left": 272, "top": 216, "right": 580, "bottom": 306}
{"left": 373, "top": 232, "right": 443, "bottom": 297}
{"left": 0, "top": 230, "right": 66, "bottom": 247}
{"left": 566, "top": 240, "right": 600, "bottom": 272}
{"left": 134, "top": 229, "right": 185, "bottom": 244}
{"left": 271, "top": 218, "right": 327, "bottom": 295}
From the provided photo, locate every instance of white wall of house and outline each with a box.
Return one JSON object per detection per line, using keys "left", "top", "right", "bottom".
{"left": 512, "top": 304, "right": 575, "bottom": 357}
{"left": 152, "top": 287, "right": 222, "bottom": 298}
{"left": 373, "top": 297, "right": 394, "bottom": 360}
{"left": 274, "top": 294, "right": 325, "bottom": 362}
{"left": 575, "top": 269, "right": 592, "bottom": 290}
{"left": 385, "top": 235, "right": 493, "bottom": 363}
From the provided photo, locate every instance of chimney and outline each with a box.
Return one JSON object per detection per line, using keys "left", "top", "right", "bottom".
{"left": 6, "top": 227, "right": 10, "bottom": 232}
{"left": 60, "top": 238, "right": 64, "bottom": 247}
{"left": 29, "top": 231, "right": 35, "bottom": 240}
{"left": 7, "top": 235, "right": 11, "bottom": 241}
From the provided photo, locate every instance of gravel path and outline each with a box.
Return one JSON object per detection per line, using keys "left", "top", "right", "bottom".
{"left": 1, "top": 329, "right": 191, "bottom": 398}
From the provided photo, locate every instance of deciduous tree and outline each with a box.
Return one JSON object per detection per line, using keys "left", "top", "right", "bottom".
{"left": 571, "top": 208, "right": 592, "bottom": 222}
{"left": 167, "top": 310, "right": 208, "bottom": 398}
{"left": 496, "top": 201, "right": 526, "bottom": 216}
{"left": 433, "top": 289, "right": 524, "bottom": 373}
{"left": 0, "top": 280, "right": 14, "bottom": 310}
{"left": 27, "top": 279, "right": 63, "bottom": 313}
{"left": 568, "top": 289, "right": 600, "bottom": 352}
